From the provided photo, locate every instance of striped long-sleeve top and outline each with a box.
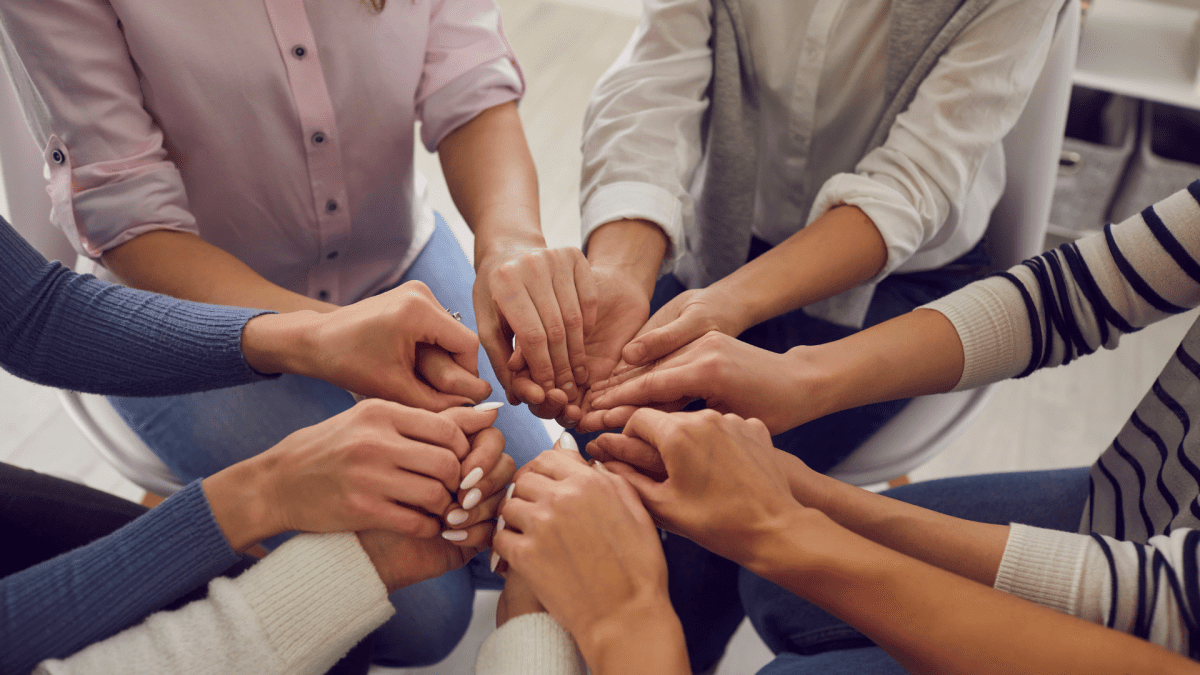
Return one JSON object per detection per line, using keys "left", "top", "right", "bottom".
{"left": 926, "top": 181, "right": 1200, "bottom": 657}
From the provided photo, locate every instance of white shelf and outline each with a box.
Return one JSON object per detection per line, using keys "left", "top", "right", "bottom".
{"left": 1075, "top": 0, "right": 1200, "bottom": 109}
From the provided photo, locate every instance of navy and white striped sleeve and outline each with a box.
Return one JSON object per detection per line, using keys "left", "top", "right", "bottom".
{"left": 924, "top": 181, "right": 1200, "bottom": 391}
{"left": 994, "top": 523, "right": 1200, "bottom": 658}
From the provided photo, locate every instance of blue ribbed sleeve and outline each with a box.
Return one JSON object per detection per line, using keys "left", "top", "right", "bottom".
{"left": 0, "top": 217, "right": 274, "bottom": 395}
{"left": 0, "top": 480, "right": 245, "bottom": 675}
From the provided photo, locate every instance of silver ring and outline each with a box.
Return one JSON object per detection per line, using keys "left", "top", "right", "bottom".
{"left": 446, "top": 308, "right": 462, "bottom": 322}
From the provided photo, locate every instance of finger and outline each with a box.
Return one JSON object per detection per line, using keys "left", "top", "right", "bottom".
{"left": 456, "top": 427, "right": 510, "bottom": 503}
{"left": 554, "top": 404, "right": 582, "bottom": 429}
{"left": 507, "top": 344, "right": 527, "bottom": 373}
{"left": 549, "top": 253, "right": 588, "bottom": 393}
{"left": 477, "top": 306, "right": 515, "bottom": 393}
{"left": 386, "top": 439, "right": 464, "bottom": 493}
{"left": 373, "top": 401, "right": 470, "bottom": 460}
{"left": 620, "top": 407, "right": 679, "bottom": 453}
{"left": 438, "top": 402, "right": 503, "bottom": 437}
{"left": 586, "top": 433, "right": 667, "bottom": 480}
{"left": 498, "top": 273, "right": 558, "bottom": 391}
{"left": 510, "top": 369, "right": 547, "bottom": 406}
{"left": 441, "top": 519, "right": 495, "bottom": 558}
{"left": 416, "top": 344, "right": 493, "bottom": 405}
{"left": 445, "top": 477, "right": 509, "bottom": 530}
{"left": 407, "top": 286, "right": 482, "bottom": 367}
{"left": 622, "top": 315, "right": 708, "bottom": 366}
{"left": 603, "top": 461, "right": 668, "bottom": 511}
{"left": 520, "top": 260, "right": 576, "bottom": 396}
{"left": 572, "top": 254, "right": 598, "bottom": 383}
{"left": 372, "top": 501, "right": 445, "bottom": 538}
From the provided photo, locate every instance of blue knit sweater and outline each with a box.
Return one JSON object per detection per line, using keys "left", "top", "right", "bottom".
{"left": 0, "top": 216, "right": 274, "bottom": 674}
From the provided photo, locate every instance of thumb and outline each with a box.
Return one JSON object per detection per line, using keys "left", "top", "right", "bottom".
{"left": 622, "top": 314, "right": 706, "bottom": 366}
{"left": 439, "top": 402, "right": 503, "bottom": 436}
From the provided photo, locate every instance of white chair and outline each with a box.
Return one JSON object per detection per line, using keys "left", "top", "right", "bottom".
{"left": 827, "top": 0, "right": 1081, "bottom": 486}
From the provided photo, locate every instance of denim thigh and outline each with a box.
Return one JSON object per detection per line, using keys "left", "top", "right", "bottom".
{"left": 740, "top": 467, "right": 1092, "bottom": 663}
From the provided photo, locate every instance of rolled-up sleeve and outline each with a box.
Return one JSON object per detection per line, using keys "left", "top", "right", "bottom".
{"left": 417, "top": 0, "right": 524, "bottom": 151}
{"left": 0, "top": 0, "right": 197, "bottom": 260}
{"left": 578, "top": 0, "right": 713, "bottom": 274}
{"left": 809, "top": 0, "right": 1060, "bottom": 281}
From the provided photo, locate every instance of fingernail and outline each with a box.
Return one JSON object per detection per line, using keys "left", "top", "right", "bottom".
{"left": 594, "top": 461, "right": 613, "bottom": 475}
{"left": 574, "top": 365, "right": 588, "bottom": 383}
{"left": 462, "top": 488, "right": 482, "bottom": 510}
{"left": 626, "top": 343, "right": 646, "bottom": 363}
{"left": 505, "top": 483, "right": 515, "bottom": 501}
{"left": 445, "top": 508, "right": 469, "bottom": 526}
{"left": 496, "top": 514, "right": 506, "bottom": 533}
{"left": 490, "top": 551, "right": 501, "bottom": 573}
{"left": 562, "top": 381, "right": 577, "bottom": 397}
{"left": 474, "top": 401, "right": 504, "bottom": 412}
{"left": 460, "top": 467, "right": 484, "bottom": 490}
{"left": 558, "top": 431, "right": 578, "bottom": 452}
{"left": 542, "top": 381, "right": 555, "bottom": 392}
{"left": 441, "top": 529, "right": 468, "bottom": 542}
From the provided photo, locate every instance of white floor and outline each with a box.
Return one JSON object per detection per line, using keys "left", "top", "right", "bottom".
{"left": 1, "top": 0, "right": 1194, "bottom": 673}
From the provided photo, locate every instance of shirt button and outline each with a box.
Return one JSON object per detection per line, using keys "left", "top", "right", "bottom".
{"left": 51, "top": 149, "right": 65, "bottom": 164}
{"left": 292, "top": 45, "right": 307, "bottom": 59}
{"left": 318, "top": 290, "right": 329, "bottom": 301}
{"left": 325, "top": 199, "right": 338, "bottom": 213}
{"left": 311, "top": 131, "right": 326, "bottom": 145}
{"left": 326, "top": 250, "right": 339, "bottom": 260}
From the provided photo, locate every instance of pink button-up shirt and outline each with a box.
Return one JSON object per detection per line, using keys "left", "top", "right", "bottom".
{"left": 0, "top": 0, "right": 523, "bottom": 305}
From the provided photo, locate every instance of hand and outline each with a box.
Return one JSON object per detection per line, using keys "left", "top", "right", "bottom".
{"left": 493, "top": 441, "right": 671, "bottom": 649}
{"left": 357, "top": 406, "right": 514, "bottom": 594}
{"left": 510, "top": 263, "right": 650, "bottom": 425}
{"left": 495, "top": 569, "right": 546, "bottom": 627}
{"left": 357, "top": 522, "right": 493, "bottom": 594}
{"left": 242, "top": 280, "right": 491, "bottom": 410}
{"left": 591, "top": 409, "right": 801, "bottom": 567}
{"left": 441, "top": 423, "right": 516, "bottom": 537}
{"left": 203, "top": 400, "right": 500, "bottom": 552}
{"left": 473, "top": 244, "right": 598, "bottom": 409}
{"left": 615, "top": 286, "right": 748, "bottom": 373}
{"left": 579, "top": 331, "right": 807, "bottom": 433}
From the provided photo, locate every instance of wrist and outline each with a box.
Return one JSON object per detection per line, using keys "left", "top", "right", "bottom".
{"left": 472, "top": 210, "right": 546, "bottom": 266}
{"left": 586, "top": 219, "right": 668, "bottom": 298}
{"left": 202, "top": 456, "right": 283, "bottom": 552}
{"left": 576, "top": 593, "right": 688, "bottom": 675}
{"left": 740, "top": 505, "right": 837, "bottom": 581}
{"left": 241, "top": 310, "right": 325, "bottom": 377}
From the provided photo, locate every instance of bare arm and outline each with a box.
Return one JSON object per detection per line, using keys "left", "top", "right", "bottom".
{"left": 103, "top": 230, "right": 336, "bottom": 313}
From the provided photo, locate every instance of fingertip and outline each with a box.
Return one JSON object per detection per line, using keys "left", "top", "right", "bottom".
{"left": 623, "top": 342, "right": 648, "bottom": 365}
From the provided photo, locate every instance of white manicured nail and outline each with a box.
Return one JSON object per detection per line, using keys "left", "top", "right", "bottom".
{"left": 505, "top": 483, "right": 515, "bottom": 501}
{"left": 474, "top": 401, "right": 504, "bottom": 412}
{"left": 445, "top": 509, "right": 469, "bottom": 526}
{"left": 496, "top": 514, "right": 506, "bottom": 533}
{"left": 490, "top": 551, "right": 501, "bottom": 573}
{"left": 462, "top": 488, "right": 482, "bottom": 510}
{"left": 594, "top": 461, "right": 613, "bottom": 475}
{"left": 558, "top": 431, "right": 578, "bottom": 452}
{"left": 441, "top": 529, "right": 468, "bottom": 542}
{"left": 460, "top": 467, "right": 484, "bottom": 490}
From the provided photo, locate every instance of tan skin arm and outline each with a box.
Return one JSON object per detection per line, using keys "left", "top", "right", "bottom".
{"left": 103, "top": 230, "right": 337, "bottom": 314}
{"left": 752, "top": 508, "right": 1200, "bottom": 675}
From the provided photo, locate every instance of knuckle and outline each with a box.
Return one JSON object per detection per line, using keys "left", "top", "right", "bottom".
{"left": 561, "top": 310, "right": 584, "bottom": 332}
{"left": 543, "top": 322, "right": 568, "bottom": 345}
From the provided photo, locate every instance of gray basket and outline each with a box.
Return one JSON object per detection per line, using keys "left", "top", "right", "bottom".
{"left": 1110, "top": 100, "right": 1200, "bottom": 224}
{"left": 1049, "top": 87, "right": 1139, "bottom": 236}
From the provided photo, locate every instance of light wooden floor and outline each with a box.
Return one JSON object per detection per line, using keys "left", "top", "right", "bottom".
{"left": 1, "top": 0, "right": 1192, "bottom": 673}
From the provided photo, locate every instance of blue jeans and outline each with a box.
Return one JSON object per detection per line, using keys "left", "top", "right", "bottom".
{"left": 741, "top": 467, "right": 1091, "bottom": 674}
{"left": 110, "top": 217, "right": 551, "bottom": 666}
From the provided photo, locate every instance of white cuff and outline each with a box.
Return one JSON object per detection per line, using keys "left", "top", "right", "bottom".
{"left": 921, "top": 275, "right": 1035, "bottom": 391}
{"left": 581, "top": 181, "right": 683, "bottom": 277}
{"left": 994, "top": 523, "right": 1091, "bottom": 616}
{"left": 476, "top": 612, "right": 586, "bottom": 675}
{"left": 238, "top": 532, "right": 394, "bottom": 672}
{"left": 809, "top": 173, "right": 927, "bottom": 283}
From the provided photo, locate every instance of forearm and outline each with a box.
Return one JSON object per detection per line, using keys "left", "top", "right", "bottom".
{"left": 575, "top": 597, "right": 689, "bottom": 675}
{"left": 789, "top": 307, "right": 965, "bottom": 425}
{"left": 0, "top": 481, "right": 244, "bottom": 675}
{"left": 780, "top": 456, "right": 1008, "bottom": 586}
{"left": 751, "top": 509, "right": 1200, "bottom": 675}
{"left": 438, "top": 102, "right": 544, "bottom": 261}
{"left": 103, "top": 229, "right": 337, "bottom": 313}
{"left": 713, "top": 205, "right": 887, "bottom": 333}
{"left": 585, "top": 219, "right": 668, "bottom": 299}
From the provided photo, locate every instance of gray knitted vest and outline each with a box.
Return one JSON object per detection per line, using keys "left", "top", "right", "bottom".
{"left": 680, "top": 0, "right": 993, "bottom": 287}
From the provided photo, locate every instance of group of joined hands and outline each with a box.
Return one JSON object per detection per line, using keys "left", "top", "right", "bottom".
{"left": 204, "top": 246, "right": 820, "bottom": 670}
